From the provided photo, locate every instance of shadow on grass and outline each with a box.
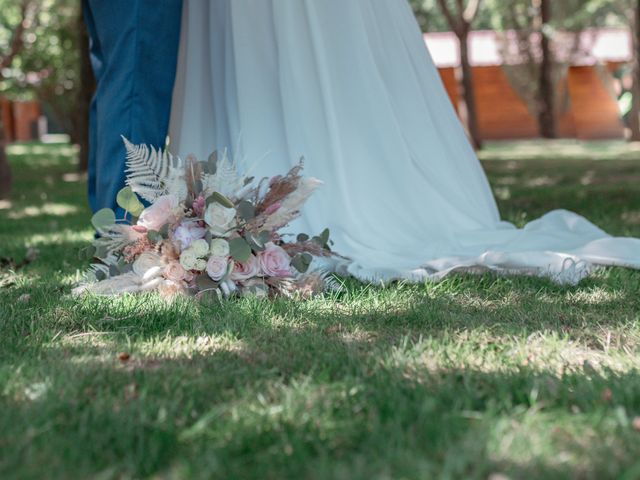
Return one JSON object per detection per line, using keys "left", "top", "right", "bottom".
{"left": 2, "top": 322, "right": 640, "bottom": 479}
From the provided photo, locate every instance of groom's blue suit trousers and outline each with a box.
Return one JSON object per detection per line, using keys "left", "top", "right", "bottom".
{"left": 83, "top": 0, "right": 183, "bottom": 214}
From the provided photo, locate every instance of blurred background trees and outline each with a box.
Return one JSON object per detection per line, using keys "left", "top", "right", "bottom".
{"left": 411, "top": 0, "right": 635, "bottom": 144}
{"left": 0, "top": 0, "right": 89, "bottom": 197}
{"left": 0, "top": 0, "right": 637, "bottom": 196}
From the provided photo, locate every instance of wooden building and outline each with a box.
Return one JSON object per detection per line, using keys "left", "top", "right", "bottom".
{"left": 425, "top": 29, "right": 631, "bottom": 140}
{"left": 0, "top": 99, "right": 41, "bottom": 142}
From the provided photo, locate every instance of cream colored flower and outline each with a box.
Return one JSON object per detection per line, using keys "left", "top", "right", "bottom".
{"left": 204, "top": 203, "right": 237, "bottom": 237}
{"left": 190, "top": 239, "right": 210, "bottom": 257}
{"left": 210, "top": 238, "right": 230, "bottom": 257}
{"left": 179, "top": 249, "right": 199, "bottom": 271}
{"left": 193, "top": 258, "right": 207, "bottom": 271}
{"left": 133, "top": 252, "right": 164, "bottom": 277}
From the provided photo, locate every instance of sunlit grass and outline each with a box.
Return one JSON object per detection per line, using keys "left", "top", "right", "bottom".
{"left": 1, "top": 140, "right": 640, "bottom": 479}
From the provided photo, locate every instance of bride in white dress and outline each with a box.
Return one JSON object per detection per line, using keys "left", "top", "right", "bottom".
{"left": 168, "top": 0, "right": 640, "bottom": 285}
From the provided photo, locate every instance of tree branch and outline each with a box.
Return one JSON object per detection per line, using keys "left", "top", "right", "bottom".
{"left": 436, "top": 0, "right": 461, "bottom": 34}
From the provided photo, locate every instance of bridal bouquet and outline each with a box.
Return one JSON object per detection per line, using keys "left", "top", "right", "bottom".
{"left": 74, "top": 137, "right": 335, "bottom": 299}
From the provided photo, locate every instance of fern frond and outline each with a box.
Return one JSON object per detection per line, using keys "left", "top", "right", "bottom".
{"left": 166, "top": 167, "right": 189, "bottom": 202}
{"left": 201, "top": 149, "right": 246, "bottom": 198}
{"left": 122, "top": 136, "right": 181, "bottom": 202}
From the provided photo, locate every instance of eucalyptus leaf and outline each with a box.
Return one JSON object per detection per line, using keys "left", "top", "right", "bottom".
{"left": 159, "top": 223, "right": 171, "bottom": 239}
{"left": 147, "top": 230, "right": 162, "bottom": 244}
{"left": 242, "top": 283, "right": 269, "bottom": 298}
{"left": 109, "top": 264, "right": 120, "bottom": 277}
{"left": 320, "top": 228, "right": 330, "bottom": 245}
{"left": 94, "top": 244, "right": 109, "bottom": 259}
{"left": 207, "top": 192, "right": 234, "bottom": 209}
{"left": 229, "top": 237, "right": 252, "bottom": 263}
{"left": 116, "top": 186, "right": 144, "bottom": 217}
{"left": 297, "top": 233, "right": 310, "bottom": 243}
{"left": 292, "top": 252, "right": 313, "bottom": 273}
{"left": 245, "top": 232, "right": 266, "bottom": 252}
{"left": 91, "top": 208, "right": 116, "bottom": 232}
{"left": 220, "top": 260, "right": 234, "bottom": 282}
{"left": 237, "top": 200, "right": 256, "bottom": 221}
{"left": 258, "top": 231, "right": 271, "bottom": 244}
{"left": 312, "top": 228, "right": 331, "bottom": 248}
{"left": 119, "top": 263, "right": 133, "bottom": 274}
{"left": 196, "top": 274, "right": 219, "bottom": 292}
{"left": 81, "top": 245, "right": 96, "bottom": 261}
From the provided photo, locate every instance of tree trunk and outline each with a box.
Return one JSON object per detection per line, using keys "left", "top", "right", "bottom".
{"left": 0, "top": 121, "right": 11, "bottom": 200}
{"left": 78, "top": 8, "right": 95, "bottom": 171}
{"left": 537, "top": 0, "right": 556, "bottom": 138}
{"left": 434, "top": 0, "right": 483, "bottom": 150}
{"left": 459, "top": 30, "right": 483, "bottom": 149}
{"left": 629, "top": 0, "right": 640, "bottom": 141}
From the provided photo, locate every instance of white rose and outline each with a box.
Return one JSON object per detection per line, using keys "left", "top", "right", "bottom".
{"left": 133, "top": 252, "right": 164, "bottom": 277}
{"left": 210, "top": 238, "right": 230, "bottom": 257}
{"left": 190, "top": 239, "right": 210, "bottom": 257}
{"left": 204, "top": 203, "right": 237, "bottom": 237}
{"left": 193, "top": 258, "right": 207, "bottom": 271}
{"left": 206, "top": 256, "right": 230, "bottom": 281}
{"left": 179, "top": 249, "right": 198, "bottom": 270}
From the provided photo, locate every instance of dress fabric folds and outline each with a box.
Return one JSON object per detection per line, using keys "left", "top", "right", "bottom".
{"left": 169, "top": 0, "right": 640, "bottom": 284}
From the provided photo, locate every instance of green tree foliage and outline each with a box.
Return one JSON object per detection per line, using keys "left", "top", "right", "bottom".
{"left": 0, "top": 0, "right": 81, "bottom": 140}
{"left": 410, "top": 0, "right": 494, "bottom": 31}
{"left": 411, "top": 0, "right": 627, "bottom": 33}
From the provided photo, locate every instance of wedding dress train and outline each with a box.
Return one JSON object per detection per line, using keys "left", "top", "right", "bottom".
{"left": 168, "top": 0, "right": 640, "bottom": 284}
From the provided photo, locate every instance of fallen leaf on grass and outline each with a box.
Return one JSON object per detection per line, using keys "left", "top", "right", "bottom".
{"left": 118, "top": 352, "right": 131, "bottom": 362}
{"left": 0, "top": 247, "right": 40, "bottom": 272}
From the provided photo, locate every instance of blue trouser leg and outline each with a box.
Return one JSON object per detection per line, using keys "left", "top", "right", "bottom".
{"left": 83, "top": 0, "right": 183, "bottom": 215}
{"left": 82, "top": 1, "right": 101, "bottom": 214}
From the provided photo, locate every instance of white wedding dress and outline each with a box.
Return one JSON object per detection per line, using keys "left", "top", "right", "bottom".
{"left": 169, "top": 0, "right": 640, "bottom": 285}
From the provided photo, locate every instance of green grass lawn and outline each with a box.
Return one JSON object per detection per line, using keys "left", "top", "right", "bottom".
{"left": 1, "top": 140, "right": 640, "bottom": 479}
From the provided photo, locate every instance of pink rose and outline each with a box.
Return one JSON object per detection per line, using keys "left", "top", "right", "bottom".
{"left": 259, "top": 243, "right": 292, "bottom": 278}
{"left": 164, "top": 261, "right": 188, "bottom": 283}
{"left": 231, "top": 254, "right": 261, "bottom": 281}
{"left": 206, "top": 255, "right": 230, "bottom": 282}
{"left": 173, "top": 221, "right": 206, "bottom": 250}
{"left": 138, "top": 195, "right": 180, "bottom": 231}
